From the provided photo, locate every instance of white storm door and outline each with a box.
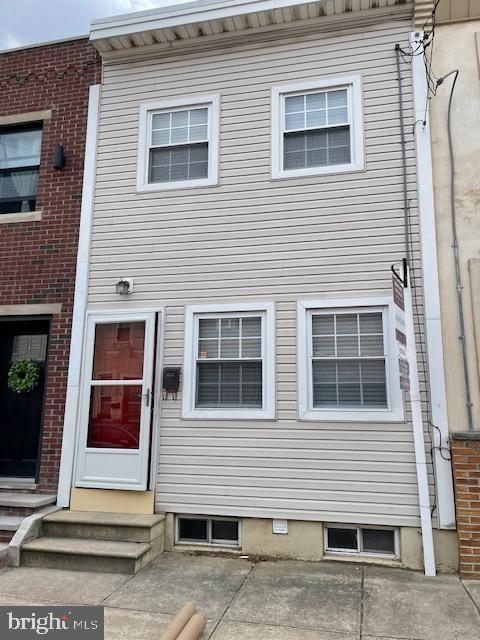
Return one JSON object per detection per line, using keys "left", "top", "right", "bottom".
{"left": 75, "top": 311, "right": 156, "bottom": 490}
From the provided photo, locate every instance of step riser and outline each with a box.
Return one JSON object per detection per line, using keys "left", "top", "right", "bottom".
{"left": 21, "top": 550, "right": 138, "bottom": 574}
{"left": 0, "top": 506, "right": 35, "bottom": 517}
{"left": 22, "top": 535, "right": 164, "bottom": 574}
{"left": 0, "top": 531, "right": 14, "bottom": 544}
{"left": 42, "top": 521, "right": 164, "bottom": 543}
{"left": 0, "top": 488, "right": 37, "bottom": 494}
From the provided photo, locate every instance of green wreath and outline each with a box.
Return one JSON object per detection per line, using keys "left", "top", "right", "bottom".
{"left": 7, "top": 359, "right": 41, "bottom": 394}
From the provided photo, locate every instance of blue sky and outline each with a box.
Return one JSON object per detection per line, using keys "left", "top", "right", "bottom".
{"left": 0, "top": 0, "right": 184, "bottom": 50}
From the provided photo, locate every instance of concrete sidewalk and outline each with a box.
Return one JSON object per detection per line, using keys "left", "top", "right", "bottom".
{"left": 0, "top": 553, "right": 479, "bottom": 639}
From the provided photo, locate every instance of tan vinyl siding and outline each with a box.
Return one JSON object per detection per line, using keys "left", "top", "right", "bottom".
{"left": 88, "top": 16, "right": 435, "bottom": 527}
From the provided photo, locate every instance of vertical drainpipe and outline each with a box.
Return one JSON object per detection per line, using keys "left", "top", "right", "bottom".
{"left": 396, "top": 41, "right": 436, "bottom": 576}
{"left": 410, "top": 31, "right": 456, "bottom": 531}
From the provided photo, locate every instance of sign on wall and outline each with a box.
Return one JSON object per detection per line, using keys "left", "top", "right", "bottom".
{"left": 392, "top": 276, "right": 410, "bottom": 391}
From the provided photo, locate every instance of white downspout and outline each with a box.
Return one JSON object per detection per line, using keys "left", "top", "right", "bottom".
{"left": 404, "top": 275, "right": 436, "bottom": 576}
{"left": 411, "top": 31, "right": 456, "bottom": 530}
{"left": 57, "top": 84, "right": 100, "bottom": 507}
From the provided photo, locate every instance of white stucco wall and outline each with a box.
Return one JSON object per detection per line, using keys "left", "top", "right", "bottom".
{"left": 429, "top": 21, "right": 480, "bottom": 431}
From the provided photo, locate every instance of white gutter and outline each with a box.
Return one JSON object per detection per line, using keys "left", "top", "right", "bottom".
{"left": 410, "top": 31, "right": 456, "bottom": 529}
{"left": 405, "top": 273, "right": 436, "bottom": 577}
{"left": 57, "top": 84, "right": 100, "bottom": 507}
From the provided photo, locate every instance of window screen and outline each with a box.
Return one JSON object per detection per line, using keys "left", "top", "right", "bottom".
{"left": 148, "top": 107, "right": 209, "bottom": 183}
{"left": 311, "top": 311, "right": 387, "bottom": 409}
{"left": 196, "top": 316, "right": 263, "bottom": 408}
{"left": 0, "top": 125, "right": 42, "bottom": 214}
{"left": 283, "top": 89, "right": 350, "bottom": 170}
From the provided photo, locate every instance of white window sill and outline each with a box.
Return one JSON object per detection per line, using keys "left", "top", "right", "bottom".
{"left": 299, "top": 408, "right": 405, "bottom": 423}
{"left": 183, "top": 407, "right": 276, "bottom": 421}
{"left": 0, "top": 211, "right": 42, "bottom": 224}
{"left": 272, "top": 162, "right": 364, "bottom": 180}
{"left": 137, "top": 177, "right": 218, "bottom": 193}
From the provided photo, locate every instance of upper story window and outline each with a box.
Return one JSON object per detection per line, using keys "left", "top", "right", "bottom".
{"left": 297, "top": 298, "right": 404, "bottom": 423}
{"left": 137, "top": 95, "right": 219, "bottom": 192}
{"left": 182, "top": 302, "right": 275, "bottom": 420}
{"left": 0, "top": 124, "right": 42, "bottom": 214}
{"left": 271, "top": 75, "right": 364, "bottom": 179}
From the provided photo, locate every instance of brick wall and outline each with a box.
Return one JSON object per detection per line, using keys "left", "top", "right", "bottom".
{"left": 451, "top": 433, "right": 480, "bottom": 579}
{"left": 0, "top": 38, "right": 101, "bottom": 492}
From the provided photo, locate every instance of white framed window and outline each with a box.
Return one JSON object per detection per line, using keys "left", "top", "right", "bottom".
{"left": 271, "top": 75, "right": 364, "bottom": 179}
{"left": 324, "top": 524, "right": 399, "bottom": 559}
{"left": 297, "top": 297, "right": 404, "bottom": 422}
{"left": 182, "top": 302, "right": 275, "bottom": 420}
{"left": 175, "top": 515, "right": 241, "bottom": 548}
{"left": 137, "top": 94, "right": 219, "bottom": 192}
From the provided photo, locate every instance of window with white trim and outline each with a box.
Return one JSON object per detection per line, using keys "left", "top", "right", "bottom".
{"left": 137, "top": 95, "right": 219, "bottom": 191}
{"left": 297, "top": 299, "right": 404, "bottom": 422}
{"left": 272, "top": 75, "right": 364, "bottom": 179}
{"left": 182, "top": 303, "right": 275, "bottom": 419}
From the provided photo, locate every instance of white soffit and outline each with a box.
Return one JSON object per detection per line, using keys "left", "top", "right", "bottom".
{"left": 90, "top": 0, "right": 413, "bottom": 53}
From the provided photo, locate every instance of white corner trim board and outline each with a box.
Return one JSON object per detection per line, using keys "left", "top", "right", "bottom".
{"left": 57, "top": 85, "right": 100, "bottom": 508}
{"left": 411, "top": 31, "right": 456, "bottom": 530}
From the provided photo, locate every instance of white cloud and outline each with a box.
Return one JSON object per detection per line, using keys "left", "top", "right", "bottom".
{"left": 0, "top": 0, "right": 186, "bottom": 50}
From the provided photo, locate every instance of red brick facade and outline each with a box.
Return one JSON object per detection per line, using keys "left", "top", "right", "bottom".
{"left": 451, "top": 433, "right": 480, "bottom": 579}
{"left": 0, "top": 38, "right": 101, "bottom": 492}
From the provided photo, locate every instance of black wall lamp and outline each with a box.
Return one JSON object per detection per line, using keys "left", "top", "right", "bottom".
{"left": 115, "top": 278, "right": 134, "bottom": 295}
{"left": 53, "top": 143, "right": 66, "bottom": 170}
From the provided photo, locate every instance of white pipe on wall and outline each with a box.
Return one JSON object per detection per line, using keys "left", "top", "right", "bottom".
{"left": 405, "top": 274, "right": 436, "bottom": 577}
{"left": 410, "top": 31, "right": 456, "bottom": 529}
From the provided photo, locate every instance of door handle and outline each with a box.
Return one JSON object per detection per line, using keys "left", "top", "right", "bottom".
{"left": 138, "top": 389, "right": 151, "bottom": 407}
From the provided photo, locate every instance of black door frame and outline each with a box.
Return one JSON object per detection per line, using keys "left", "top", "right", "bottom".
{"left": 0, "top": 314, "right": 52, "bottom": 481}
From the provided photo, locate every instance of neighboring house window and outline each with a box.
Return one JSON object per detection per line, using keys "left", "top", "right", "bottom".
{"left": 0, "top": 124, "right": 42, "bottom": 214}
{"left": 137, "top": 95, "right": 219, "bottom": 191}
{"left": 271, "top": 75, "right": 364, "bottom": 179}
{"left": 183, "top": 302, "right": 275, "bottom": 419}
{"left": 297, "top": 298, "right": 403, "bottom": 422}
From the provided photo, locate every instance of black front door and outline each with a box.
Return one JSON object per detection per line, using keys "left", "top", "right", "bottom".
{"left": 0, "top": 318, "right": 49, "bottom": 477}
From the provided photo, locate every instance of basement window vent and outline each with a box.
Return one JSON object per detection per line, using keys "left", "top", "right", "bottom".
{"left": 325, "top": 525, "right": 398, "bottom": 558}
{"left": 176, "top": 516, "right": 240, "bottom": 547}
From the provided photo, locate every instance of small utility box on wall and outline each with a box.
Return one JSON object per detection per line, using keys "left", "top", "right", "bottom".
{"left": 163, "top": 367, "right": 181, "bottom": 399}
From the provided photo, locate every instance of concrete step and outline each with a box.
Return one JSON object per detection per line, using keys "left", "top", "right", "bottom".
{"left": 0, "top": 515, "right": 24, "bottom": 543}
{"left": 0, "top": 516, "right": 23, "bottom": 531}
{"left": 42, "top": 510, "right": 165, "bottom": 543}
{"left": 0, "top": 479, "right": 38, "bottom": 493}
{"left": 0, "top": 493, "right": 56, "bottom": 509}
{"left": 21, "top": 536, "right": 161, "bottom": 574}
